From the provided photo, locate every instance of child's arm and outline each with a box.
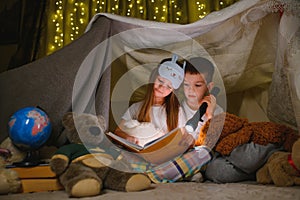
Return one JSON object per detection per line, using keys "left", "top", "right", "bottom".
{"left": 201, "top": 94, "right": 217, "bottom": 120}
{"left": 114, "top": 120, "right": 139, "bottom": 144}
{"left": 179, "top": 127, "right": 196, "bottom": 149}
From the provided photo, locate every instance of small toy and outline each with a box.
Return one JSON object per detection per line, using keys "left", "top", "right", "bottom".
{"left": 256, "top": 138, "right": 300, "bottom": 186}
{"left": 50, "top": 112, "right": 151, "bottom": 197}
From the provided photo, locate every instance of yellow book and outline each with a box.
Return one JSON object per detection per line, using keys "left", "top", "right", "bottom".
{"left": 9, "top": 165, "right": 56, "bottom": 179}
{"left": 7, "top": 164, "right": 64, "bottom": 193}
{"left": 20, "top": 179, "right": 63, "bottom": 193}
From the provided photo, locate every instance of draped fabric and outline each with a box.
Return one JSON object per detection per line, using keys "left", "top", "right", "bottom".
{"left": 0, "top": 0, "right": 299, "bottom": 146}
{"left": 7, "top": 0, "right": 47, "bottom": 69}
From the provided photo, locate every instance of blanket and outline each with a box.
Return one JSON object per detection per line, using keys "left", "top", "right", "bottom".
{"left": 0, "top": 0, "right": 299, "bottom": 146}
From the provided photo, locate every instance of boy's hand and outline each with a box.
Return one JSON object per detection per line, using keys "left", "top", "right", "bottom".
{"left": 202, "top": 94, "right": 216, "bottom": 120}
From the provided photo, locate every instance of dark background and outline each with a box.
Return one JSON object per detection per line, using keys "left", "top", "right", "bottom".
{"left": 0, "top": 0, "right": 46, "bottom": 72}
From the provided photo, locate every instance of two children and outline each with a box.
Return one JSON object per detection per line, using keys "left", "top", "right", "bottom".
{"left": 115, "top": 55, "right": 223, "bottom": 183}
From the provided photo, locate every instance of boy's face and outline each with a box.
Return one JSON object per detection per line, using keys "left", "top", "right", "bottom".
{"left": 183, "top": 72, "right": 208, "bottom": 105}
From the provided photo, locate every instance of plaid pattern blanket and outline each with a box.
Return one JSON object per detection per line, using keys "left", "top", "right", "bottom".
{"left": 120, "top": 146, "right": 212, "bottom": 183}
{"left": 119, "top": 151, "right": 153, "bottom": 172}
{"left": 146, "top": 146, "right": 212, "bottom": 183}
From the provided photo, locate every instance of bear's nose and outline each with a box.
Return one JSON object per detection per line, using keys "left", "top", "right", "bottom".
{"left": 89, "top": 126, "right": 101, "bottom": 136}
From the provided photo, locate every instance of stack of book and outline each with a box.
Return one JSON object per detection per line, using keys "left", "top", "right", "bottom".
{"left": 8, "top": 164, "right": 63, "bottom": 193}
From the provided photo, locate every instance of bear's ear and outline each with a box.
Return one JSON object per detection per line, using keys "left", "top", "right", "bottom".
{"left": 62, "top": 112, "right": 75, "bottom": 130}
{"left": 97, "top": 115, "right": 107, "bottom": 131}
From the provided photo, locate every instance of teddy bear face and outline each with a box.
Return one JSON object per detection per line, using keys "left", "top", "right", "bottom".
{"left": 62, "top": 112, "right": 106, "bottom": 147}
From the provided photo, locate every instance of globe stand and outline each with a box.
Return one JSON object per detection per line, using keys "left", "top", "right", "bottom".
{"left": 12, "top": 150, "right": 46, "bottom": 167}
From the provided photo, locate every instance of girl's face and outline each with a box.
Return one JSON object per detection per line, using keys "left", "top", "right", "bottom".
{"left": 183, "top": 73, "right": 208, "bottom": 106}
{"left": 153, "top": 75, "right": 174, "bottom": 98}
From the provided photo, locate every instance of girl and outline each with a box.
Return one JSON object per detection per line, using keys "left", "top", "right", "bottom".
{"left": 114, "top": 54, "right": 186, "bottom": 145}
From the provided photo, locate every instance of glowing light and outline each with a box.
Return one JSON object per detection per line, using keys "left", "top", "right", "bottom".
{"left": 46, "top": 0, "right": 237, "bottom": 55}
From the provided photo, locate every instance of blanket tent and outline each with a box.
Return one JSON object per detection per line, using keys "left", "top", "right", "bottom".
{"left": 0, "top": 0, "right": 299, "bottom": 146}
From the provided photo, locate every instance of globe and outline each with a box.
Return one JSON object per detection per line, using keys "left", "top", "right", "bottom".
{"left": 7, "top": 107, "right": 52, "bottom": 151}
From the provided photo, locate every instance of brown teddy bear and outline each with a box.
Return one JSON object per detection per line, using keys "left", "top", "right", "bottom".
{"left": 199, "top": 112, "right": 299, "bottom": 184}
{"left": 256, "top": 138, "right": 300, "bottom": 186}
{"left": 0, "top": 137, "right": 59, "bottom": 194}
{"left": 196, "top": 112, "right": 299, "bottom": 156}
{"left": 50, "top": 112, "right": 151, "bottom": 197}
{"left": 0, "top": 138, "right": 25, "bottom": 194}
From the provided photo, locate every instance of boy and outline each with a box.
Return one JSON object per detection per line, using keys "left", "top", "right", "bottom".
{"left": 182, "top": 57, "right": 224, "bottom": 141}
{"left": 181, "top": 58, "right": 281, "bottom": 184}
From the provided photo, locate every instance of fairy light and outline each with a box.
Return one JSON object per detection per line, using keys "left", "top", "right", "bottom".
{"left": 139, "top": 6, "right": 144, "bottom": 13}
{"left": 92, "top": 0, "right": 106, "bottom": 13}
{"left": 48, "top": 0, "right": 64, "bottom": 54}
{"left": 46, "top": 0, "right": 237, "bottom": 55}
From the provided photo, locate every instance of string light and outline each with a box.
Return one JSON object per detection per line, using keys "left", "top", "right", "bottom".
{"left": 46, "top": 0, "right": 237, "bottom": 55}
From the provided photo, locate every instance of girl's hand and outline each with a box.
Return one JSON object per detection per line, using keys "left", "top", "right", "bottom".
{"left": 114, "top": 125, "right": 139, "bottom": 144}
{"left": 125, "top": 135, "right": 139, "bottom": 144}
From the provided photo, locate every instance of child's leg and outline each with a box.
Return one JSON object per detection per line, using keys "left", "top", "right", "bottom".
{"left": 205, "top": 156, "right": 255, "bottom": 183}
{"left": 205, "top": 142, "right": 281, "bottom": 183}
{"left": 146, "top": 146, "right": 212, "bottom": 183}
{"left": 118, "top": 150, "right": 152, "bottom": 172}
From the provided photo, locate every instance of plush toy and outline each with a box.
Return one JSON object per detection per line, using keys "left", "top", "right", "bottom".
{"left": 0, "top": 137, "right": 58, "bottom": 194}
{"left": 196, "top": 112, "right": 299, "bottom": 156}
{"left": 50, "top": 112, "right": 151, "bottom": 197}
{"left": 256, "top": 138, "right": 300, "bottom": 186}
{"left": 0, "top": 138, "right": 25, "bottom": 194}
{"left": 200, "top": 112, "right": 299, "bottom": 184}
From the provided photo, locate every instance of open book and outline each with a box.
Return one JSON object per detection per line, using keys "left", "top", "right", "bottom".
{"left": 106, "top": 128, "right": 189, "bottom": 164}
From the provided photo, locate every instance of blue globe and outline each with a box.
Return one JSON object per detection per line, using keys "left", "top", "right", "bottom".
{"left": 7, "top": 107, "right": 52, "bottom": 151}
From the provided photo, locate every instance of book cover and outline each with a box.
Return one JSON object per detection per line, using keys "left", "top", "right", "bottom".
{"left": 8, "top": 164, "right": 56, "bottom": 179}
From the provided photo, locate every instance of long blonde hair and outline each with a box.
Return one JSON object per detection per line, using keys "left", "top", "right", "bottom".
{"left": 137, "top": 67, "right": 180, "bottom": 131}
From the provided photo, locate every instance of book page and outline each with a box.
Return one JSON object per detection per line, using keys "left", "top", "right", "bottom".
{"left": 106, "top": 132, "right": 144, "bottom": 151}
{"left": 106, "top": 128, "right": 189, "bottom": 164}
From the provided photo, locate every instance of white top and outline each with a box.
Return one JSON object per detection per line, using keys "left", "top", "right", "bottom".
{"left": 182, "top": 100, "right": 224, "bottom": 139}
{"left": 122, "top": 101, "right": 186, "bottom": 133}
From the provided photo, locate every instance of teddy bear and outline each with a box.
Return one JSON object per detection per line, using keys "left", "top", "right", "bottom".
{"left": 50, "top": 112, "right": 151, "bottom": 197}
{"left": 196, "top": 112, "right": 299, "bottom": 156}
{"left": 197, "top": 112, "right": 299, "bottom": 183}
{"left": 256, "top": 138, "right": 300, "bottom": 186}
{"left": 0, "top": 136, "right": 59, "bottom": 194}
{"left": 0, "top": 138, "right": 26, "bottom": 194}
